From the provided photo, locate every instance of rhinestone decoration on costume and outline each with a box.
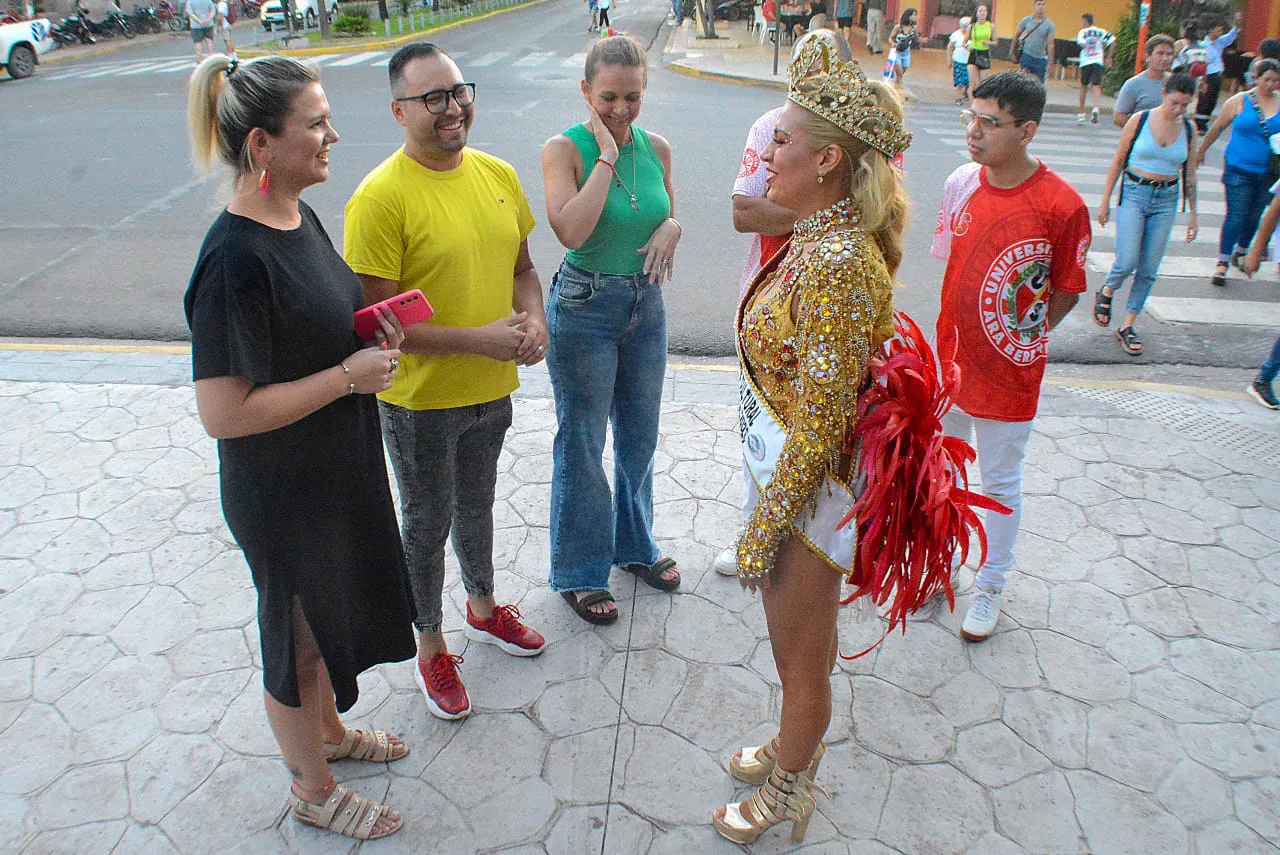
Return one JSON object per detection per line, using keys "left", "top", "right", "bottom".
{"left": 787, "top": 39, "right": 912, "bottom": 158}
{"left": 735, "top": 198, "right": 896, "bottom": 579}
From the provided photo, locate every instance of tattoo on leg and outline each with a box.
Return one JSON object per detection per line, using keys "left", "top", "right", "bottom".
{"left": 286, "top": 762, "right": 304, "bottom": 781}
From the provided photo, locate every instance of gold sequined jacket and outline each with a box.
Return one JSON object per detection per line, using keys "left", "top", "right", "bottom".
{"left": 735, "top": 203, "right": 895, "bottom": 578}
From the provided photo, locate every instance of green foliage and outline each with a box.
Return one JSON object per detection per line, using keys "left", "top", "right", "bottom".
{"left": 333, "top": 5, "right": 373, "bottom": 33}
{"left": 1102, "top": 0, "right": 1181, "bottom": 97}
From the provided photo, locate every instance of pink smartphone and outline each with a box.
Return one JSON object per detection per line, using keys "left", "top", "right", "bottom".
{"left": 353, "top": 289, "right": 434, "bottom": 341}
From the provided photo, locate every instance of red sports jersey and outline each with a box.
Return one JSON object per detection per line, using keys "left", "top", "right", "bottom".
{"left": 932, "top": 162, "right": 1091, "bottom": 422}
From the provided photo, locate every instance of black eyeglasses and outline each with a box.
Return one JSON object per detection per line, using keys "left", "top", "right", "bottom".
{"left": 395, "top": 82, "right": 476, "bottom": 114}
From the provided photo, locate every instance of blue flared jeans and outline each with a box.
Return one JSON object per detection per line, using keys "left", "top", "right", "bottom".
{"left": 1219, "top": 164, "right": 1274, "bottom": 262}
{"left": 1104, "top": 176, "right": 1179, "bottom": 318}
{"left": 546, "top": 259, "right": 667, "bottom": 592}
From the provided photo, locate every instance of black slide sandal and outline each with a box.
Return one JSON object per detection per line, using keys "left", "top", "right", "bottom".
{"left": 561, "top": 590, "right": 619, "bottom": 625}
{"left": 623, "top": 556, "right": 682, "bottom": 592}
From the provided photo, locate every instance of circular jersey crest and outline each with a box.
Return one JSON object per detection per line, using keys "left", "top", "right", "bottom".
{"left": 978, "top": 238, "right": 1052, "bottom": 365}
{"left": 738, "top": 147, "right": 762, "bottom": 180}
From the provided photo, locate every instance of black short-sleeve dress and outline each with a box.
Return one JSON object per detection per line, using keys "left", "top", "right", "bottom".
{"left": 184, "top": 201, "right": 415, "bottom": 713}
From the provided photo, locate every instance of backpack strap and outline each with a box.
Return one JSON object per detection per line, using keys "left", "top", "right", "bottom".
{"left": 1118, "top": 110, "right": 1150, "bottom": 207}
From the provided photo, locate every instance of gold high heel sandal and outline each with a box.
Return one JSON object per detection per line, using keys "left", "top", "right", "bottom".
{"left": 712, "top": 766, "right": 817, "bottom": 845}
{"left": 729, "top": 737, "right": 825, "bottom": 785}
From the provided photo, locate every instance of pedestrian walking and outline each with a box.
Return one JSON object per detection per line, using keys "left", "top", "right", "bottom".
{"left": 834, "top": 0, "right": 852, "bottom": 46}
{"left": 1095, "top": 74, "right": 1199, "bottom": 357}
{"left": 1012, "top": 0, "right": 1055, "bottom": 83}
{"left": 966, "top": 4, "right": 994, "bottom": 87}
{"left": 1193, "top": 12, "right": 1242, "bottom": 133}
{"left": 1242, "top": 184, "right": 1280, "bottom": 409}
{"left": 864, "top": 0, "right": 884, "bottom": 53}
{"left": 670, "top": 0, "right": 681, "bottom": 26}
{"left": 215, "top": 0, "right": 235, "bottom": 58}
{"left": 184, "top": 55, "right": 416, "bottom": 842}
{"left": 931, "top": 71, "right": 1090, "bottom": 642}
{"left": 1113, "top": 34, "right": 1175, "bottom": 127}
{"left": 187, "top": 0, "right": 216, "bottom": 58}
{"left": 1075, "top": 12, "right": 1113, "bottom": 124}
{"left": 716, "top": 29, "right": 845, "bottom": 578}
{"left": 586, "top": 0, "right": 598, "bottom": 32}
{"left": 1194, "top": 59, "right": 1280, "bottom": 287}
{"left": 596, "top": 0, "right": 611, "bottom": 30}
{"left": 886, "top": 7, "right": 917, "bottom": 87}
{"left": 541, "top": 36, "right": 683, "bottom": 624}
{"left": 344, "top": 42, "right": 549, "bottom": 722}
{"left": 715, "top": 36, "right": 909, "bottom": 845}
{"left": 950, "top": 16, "right": 972, "bottom": 104}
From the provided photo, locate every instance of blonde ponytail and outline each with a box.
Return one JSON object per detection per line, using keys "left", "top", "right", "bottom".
{"left": 185, "top": 55, "right": 319, "bottom": 179}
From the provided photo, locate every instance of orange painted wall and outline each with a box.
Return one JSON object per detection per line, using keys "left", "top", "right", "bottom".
{"left": 991, "top": 0, "right": 1129, "bottom": 49}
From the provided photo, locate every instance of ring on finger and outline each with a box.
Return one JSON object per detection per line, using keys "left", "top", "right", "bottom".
{"left": 389, "top": 358, "right": 399, "bottom": 372}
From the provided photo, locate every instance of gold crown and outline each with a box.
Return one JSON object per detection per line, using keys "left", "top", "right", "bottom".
{"left": 787, "top": 38, "right": 912, "bottom": 158}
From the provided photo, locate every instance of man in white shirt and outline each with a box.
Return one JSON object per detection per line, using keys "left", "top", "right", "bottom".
{"left": 1194, "top": 11, "right": 1242, "bottom": 132}
{"left": 1075, "top": 13, "right": 1113, "bottom": 124}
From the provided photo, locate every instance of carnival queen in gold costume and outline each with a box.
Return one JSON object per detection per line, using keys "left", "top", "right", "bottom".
{"left": 716, "top": 38, "right": 911, "bottom": 845}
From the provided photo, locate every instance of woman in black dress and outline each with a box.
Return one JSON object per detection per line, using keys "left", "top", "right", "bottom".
{"left": 184, "top": 55, "right": 416, "bottom": 841}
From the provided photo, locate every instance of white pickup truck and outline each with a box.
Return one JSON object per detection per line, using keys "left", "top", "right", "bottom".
{"left": 1, "top": 17, "right": 54, "bottom": 80}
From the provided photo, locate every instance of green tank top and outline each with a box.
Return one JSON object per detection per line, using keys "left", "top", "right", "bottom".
{"left": 563, "top": 123, "right": 671, "bottom": 275}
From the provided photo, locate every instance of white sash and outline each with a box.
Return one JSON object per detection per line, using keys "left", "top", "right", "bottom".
{"left": 739, "top": 371, "right": 857, "bottom": 573}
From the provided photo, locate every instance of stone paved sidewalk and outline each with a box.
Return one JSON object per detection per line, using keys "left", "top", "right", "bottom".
{"left": 1, "top": 348, "right": 1278, "bottom": 854}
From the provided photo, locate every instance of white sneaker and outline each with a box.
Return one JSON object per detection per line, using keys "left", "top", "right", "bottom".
{"left": 713, "top": 546, "right": 738, "bottom": 576}
{"left": 1076, "top": 113, "right": 1086, "bottom": 124}
{"left": 961, "top": 588, "right": 1004, "bottom": 642}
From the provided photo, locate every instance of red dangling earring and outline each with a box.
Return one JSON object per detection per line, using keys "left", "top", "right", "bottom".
{"left": 257, "top": 168, "right": 270, "bottom": 196}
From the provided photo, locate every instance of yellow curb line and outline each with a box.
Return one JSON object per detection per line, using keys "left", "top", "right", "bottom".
{"left": 0, "top": 342, "right": 1252, "bottom": 401}
{"left": 1043, "top": 375, "right": 1251, "bottom": 401}
{"left": 237, "top": 0, "right": 549, "bottom": 57}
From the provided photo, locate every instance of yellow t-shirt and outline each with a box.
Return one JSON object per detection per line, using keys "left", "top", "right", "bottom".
{"left": 344, "top": 147, "right": 536, "bottom": 410}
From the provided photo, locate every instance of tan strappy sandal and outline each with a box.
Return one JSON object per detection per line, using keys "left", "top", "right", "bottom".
{"left": 730, "top": 737, "right": 825, "bottom": 785}
{"left": 291, "top": 783, "right": 403, "bottom": 840}
{"left": 323, "top": 728, "right": 408, "bottom": 763}
{"left": 713, "top": 766, "right": 817, "bottom": 845}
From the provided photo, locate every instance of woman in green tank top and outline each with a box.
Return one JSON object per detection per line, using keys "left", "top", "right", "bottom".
{"left": 541, "top": 36, "right": 683, "bottom": 625}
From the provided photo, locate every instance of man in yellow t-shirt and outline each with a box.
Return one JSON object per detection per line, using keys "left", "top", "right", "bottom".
{"left": 344, "top": 42, "right": 548, "bottom": 722}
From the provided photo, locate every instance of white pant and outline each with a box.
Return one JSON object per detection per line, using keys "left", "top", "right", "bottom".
{"left": 866, "top": 8, "right": 884, "bottom": 50}
{"left": 942, "top": 409, "right": 1033, "bottom": 593}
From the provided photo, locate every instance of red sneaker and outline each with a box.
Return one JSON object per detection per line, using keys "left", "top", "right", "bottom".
{"left": 464, "top": 603, "right": 545, "bottom": 657}
{"left": 415, "top": 653, "right": 470, "bottom": 720}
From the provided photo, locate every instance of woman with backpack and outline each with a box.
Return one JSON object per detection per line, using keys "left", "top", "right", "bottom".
{"left": 886, "top": 8, "right": 918, "bottom": 87}
{"left": 1094, "top": 74, "right": 1199, "bottom": 356}
{"left": 1194, "top": 58, "right": 1280, "bottom": 287}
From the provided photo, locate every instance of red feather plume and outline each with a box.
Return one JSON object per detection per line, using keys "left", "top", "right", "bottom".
{"left": 837, "top": 311, "right": 1011, "bottom": 657}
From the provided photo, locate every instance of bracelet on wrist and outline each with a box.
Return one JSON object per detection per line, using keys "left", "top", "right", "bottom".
{"left": 340, "top": 360, "right": 354, "bottom": 396}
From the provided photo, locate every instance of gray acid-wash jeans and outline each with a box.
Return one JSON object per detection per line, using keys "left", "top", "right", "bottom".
{"left": 379, "top": 396, "right": 512, "bottom": 633}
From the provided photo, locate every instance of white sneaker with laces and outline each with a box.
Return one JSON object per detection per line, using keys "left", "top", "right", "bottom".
{"left": 713, "top": 546, "right": 738, "bottom": 576}
{"left": 961, "top": 588, "right": 1004, "bottom": 642}
{"left": 1076, "top": 113, "right": 1086, "bottom": 124}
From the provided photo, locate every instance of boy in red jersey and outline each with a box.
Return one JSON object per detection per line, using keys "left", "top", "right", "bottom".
{"left": 931, "top": 70, "right": 1091, "bottom": 642}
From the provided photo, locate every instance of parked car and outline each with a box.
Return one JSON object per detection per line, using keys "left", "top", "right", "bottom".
{"left": 1, "top": 17, "right": 54, "bottom": 79}
{"left": 261, "top": 0, "right": 336, "bottom": 31}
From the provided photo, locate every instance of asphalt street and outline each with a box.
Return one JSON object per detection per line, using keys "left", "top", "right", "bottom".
{"left": 0, "top": 0, "right": 1275, "bottom": 372}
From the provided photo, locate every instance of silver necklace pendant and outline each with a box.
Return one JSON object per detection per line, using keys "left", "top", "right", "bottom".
{"left": 629, "top": 195, "right": 639, "bottom": 211}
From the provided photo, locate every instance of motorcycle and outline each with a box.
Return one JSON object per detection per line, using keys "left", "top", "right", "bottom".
{"left": 98, "top": 7, "right": 137, "bottom": 38}
{"left": 51, "top": 11, "right": 95, "bottom": 44}
{"left": 131, "top": 4, "right": 162, "bottom": 33}
{"left": 156, "top": 0, "right": 186, "bottom": 30}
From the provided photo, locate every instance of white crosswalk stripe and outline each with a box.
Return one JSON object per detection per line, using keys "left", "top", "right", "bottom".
{"left": 563, "top": 52, "right": 587, "bottom": 68}
{"left": 117, "top": 59, "right": 193, "bottom": 76}
{"left": 470, "top": 51, "right": 508, "bottom": 66}
{"left": 326, "top": 50, "right": 386, "bottom": 66}
{"left": 512, "top": 51, "right": 554, "bottom": 67}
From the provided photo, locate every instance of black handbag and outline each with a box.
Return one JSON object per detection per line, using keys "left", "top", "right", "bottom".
{"left": 973, "top": 51, "right": 991, "bottom": 69}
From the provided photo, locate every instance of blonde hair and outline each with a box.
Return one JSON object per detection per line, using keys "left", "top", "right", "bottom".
{"left": 797, "top": 79, "right": 909, "bottom": 275}
{"left": 187, "top": 54, "right": 319, "bottom": 177}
